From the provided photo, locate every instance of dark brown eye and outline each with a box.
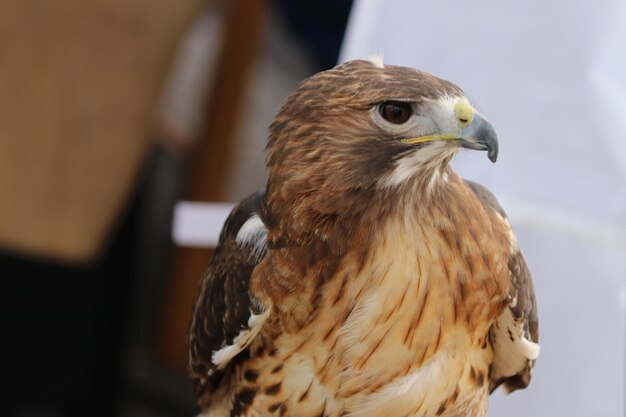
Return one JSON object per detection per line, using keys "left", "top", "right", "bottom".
{"left": 380, "top": 101, "right": 412, "bottom": 124}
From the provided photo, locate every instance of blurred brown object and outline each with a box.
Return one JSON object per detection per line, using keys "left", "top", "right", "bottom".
{"left": 158, "top": 0, "right": 268, "bottom": 370}
{"left": 0, "top": 0, "right": 203, "bottom": 262}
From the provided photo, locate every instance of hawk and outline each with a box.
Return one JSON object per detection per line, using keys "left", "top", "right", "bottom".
{"left": 188, "top": 59, "right": 539, "bottom": 417}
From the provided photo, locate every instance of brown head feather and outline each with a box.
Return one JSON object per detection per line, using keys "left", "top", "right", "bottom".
{"left": 264, "top": 60, "right": 465, "bottom": 250}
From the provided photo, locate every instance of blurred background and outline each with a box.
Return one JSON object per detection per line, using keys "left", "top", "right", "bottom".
{"left": 1, "top": 0, "right": 624, "bottom": 416}
{"left": 0, "top": 0, "right": 352, "bottom": 416}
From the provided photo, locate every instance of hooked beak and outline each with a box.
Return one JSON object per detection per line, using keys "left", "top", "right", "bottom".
{"left": 457, "top": 112, "right": 499, "bottom": 163}
{"left": 400, "top": 103, "right": 499, "bottom": 163}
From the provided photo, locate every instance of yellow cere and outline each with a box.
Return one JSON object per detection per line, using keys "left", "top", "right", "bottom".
{"left": 454, "top": 101, "right": 474, "bottom": 128}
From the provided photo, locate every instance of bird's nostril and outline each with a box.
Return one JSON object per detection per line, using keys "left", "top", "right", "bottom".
{"left": 454, "top": 101, "right": 474, "bottom": 128}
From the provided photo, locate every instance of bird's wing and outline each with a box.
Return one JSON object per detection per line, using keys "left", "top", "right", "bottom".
{"left": 464, "top": 180, "right": 539, "bottom": 394}
{"left": 187, "top": 190, "right": 270, "bottom": 406}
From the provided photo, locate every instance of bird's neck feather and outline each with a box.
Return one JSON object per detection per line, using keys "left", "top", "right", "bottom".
{"left": 264, "top": 162, "right": 458, "bottom": 254}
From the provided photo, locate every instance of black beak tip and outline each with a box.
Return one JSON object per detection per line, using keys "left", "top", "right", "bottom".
{"left": 488, "top": 146, "right": 498, "bottom": 163}
{"left": 484, "top": 128, "right": 499, "bottom": 163}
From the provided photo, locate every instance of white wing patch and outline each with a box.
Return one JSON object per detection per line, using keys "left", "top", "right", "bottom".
{"left": 236, "top": 213, "right": 268, "bottom": 261}
{"left": 211, "top": 309, "right": 270, "bottom": 370}
{"left": 490, "top": 307, "right": 540, "bottom": 384}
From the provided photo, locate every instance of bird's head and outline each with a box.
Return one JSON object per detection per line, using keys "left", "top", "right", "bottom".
{"left": 264, "top": 59, "right": 498, "bottom": 244}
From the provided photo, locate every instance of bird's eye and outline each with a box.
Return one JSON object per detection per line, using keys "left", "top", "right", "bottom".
{"left": 379, "top": 101, "right": 412, "bottom": 124}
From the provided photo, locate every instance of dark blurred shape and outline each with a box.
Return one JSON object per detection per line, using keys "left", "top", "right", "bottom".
{"left": 278, "top": 0, "right": 354, "bottom": 70}
{"left": 0, "top": 195, "right": 138, "bottom": 417}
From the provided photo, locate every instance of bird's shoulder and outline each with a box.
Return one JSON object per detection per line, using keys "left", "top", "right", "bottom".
{"left": 462, "top": 179, "right": 540, "bottom": 394}
{"left": 187, "top": 190, "right": 271, "bottom": 408}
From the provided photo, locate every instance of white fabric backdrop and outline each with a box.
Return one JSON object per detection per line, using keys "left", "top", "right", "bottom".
{"left": 340, "top": 1, "right": 626, "bottom": 416}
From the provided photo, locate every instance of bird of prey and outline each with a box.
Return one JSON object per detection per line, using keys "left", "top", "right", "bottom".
{"left": 188, "top": 58, "right": 539, "bottom": 417}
